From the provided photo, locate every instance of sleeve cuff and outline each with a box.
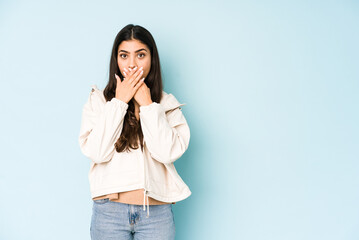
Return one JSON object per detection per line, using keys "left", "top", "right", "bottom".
{"left": 139, "top": 102, "right": 161, "bottom": 112}
{"left": 111, "top": 97, "right": 129, "bottom": 108}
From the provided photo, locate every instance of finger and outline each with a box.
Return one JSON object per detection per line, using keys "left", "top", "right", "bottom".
{"left": 131, "top": 73, "right": 143, "bottom": 87}
{"left": 124, "top": 67, "right": 134, "bottom": 77}
{"left": 134, "top": 67, "right": 143, "bottom": 81}
{"left": 130, "top": 67, "right": 144, "bottom": 84}
{"left": 134, "top": 78, "right": 145, "bottom": 89}
{"left": 115, "top": 73, "right": 121, "bottom": 83}
{"left": 126, "top": 66, "right": 137, "bottom": 77}
{"left": 124, "top": 67, "right": 137, "bottom": 83}
{"left": 122, "top": 70, "right": 127, "bottom": 78}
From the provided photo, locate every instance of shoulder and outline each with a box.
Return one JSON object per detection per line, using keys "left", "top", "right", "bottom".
{"left": 89, "top": 84, "right": 105, "bottom": 101}
{"left": 86, "top": 84, "right": 106, "bottom": 112}
{"left": 160, "top": 90, "right": 186, "bottom": 112}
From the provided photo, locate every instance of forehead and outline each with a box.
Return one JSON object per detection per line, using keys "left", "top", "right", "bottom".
{"left": 118, "top": 39, "right": 149, "bottom": 52}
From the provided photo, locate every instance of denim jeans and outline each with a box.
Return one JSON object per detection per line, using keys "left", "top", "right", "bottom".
{"left": 90, "top": 198, "right": 175, "bottom": 240}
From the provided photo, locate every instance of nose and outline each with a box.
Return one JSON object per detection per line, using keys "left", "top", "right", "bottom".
{"left": 128, "top": 57, "right": 137, "bottom": 71}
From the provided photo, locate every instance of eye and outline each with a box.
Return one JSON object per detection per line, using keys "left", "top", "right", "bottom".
{"left": 138, "top": 53, "right": 145, "bottom": 58}
{"left": 119, "top": 54, "right": 127, "bottom": 59}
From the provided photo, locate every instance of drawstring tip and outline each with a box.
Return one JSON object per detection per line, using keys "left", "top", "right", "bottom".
{"left": 143, "top": 189, "right": 146, "bottom": 211}
{"left": 143, "top": 189, "right": 150, "bottom": 218}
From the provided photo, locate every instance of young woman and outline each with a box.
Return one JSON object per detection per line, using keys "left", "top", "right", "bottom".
{"left": 78, "top": 24, "right": 191, "bottom": 240}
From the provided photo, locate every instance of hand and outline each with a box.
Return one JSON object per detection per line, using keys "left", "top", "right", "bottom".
{"left": 114, "top": 66, "right": 145, "bottom": 103}
{"left": 133, "top": 80, "right": 153, "bottom": 106}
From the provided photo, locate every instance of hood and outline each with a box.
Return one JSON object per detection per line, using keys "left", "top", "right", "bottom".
{"left": 91, "top": 84, "right": 186, "bottom": 112}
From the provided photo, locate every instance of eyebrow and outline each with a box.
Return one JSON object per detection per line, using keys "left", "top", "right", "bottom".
{"left": 118, "top": 48, "right": 147, "bottom": 53}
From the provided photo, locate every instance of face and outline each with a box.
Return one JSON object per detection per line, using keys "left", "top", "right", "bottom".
{"left": 117, "top": 39, "right": 151, "bottom": 79}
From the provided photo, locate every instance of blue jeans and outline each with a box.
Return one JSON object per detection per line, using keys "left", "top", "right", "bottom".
{"left": 90, "top": 198, "right": 175, "bottom": 240}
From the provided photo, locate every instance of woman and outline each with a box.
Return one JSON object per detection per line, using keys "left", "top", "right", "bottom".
{"left": 78, "top": 24, "right": 191, "bottom": 240}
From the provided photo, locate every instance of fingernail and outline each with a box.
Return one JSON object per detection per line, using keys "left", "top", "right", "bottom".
{"left": 115, "top": 73, "right": 118, "bottom": 78}
{"left": 139, "top": 66, "right": 143, "bottom": 70}
{"left": 123, "top": 71, "right": 126, "bottom": 76}
{"left": 134, "top": 66, "right": 137, "bottom": 70}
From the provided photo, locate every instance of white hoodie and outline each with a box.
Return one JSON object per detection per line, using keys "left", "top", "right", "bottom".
{"left": 78, "top": 85, "right": 191, "bottom": 217}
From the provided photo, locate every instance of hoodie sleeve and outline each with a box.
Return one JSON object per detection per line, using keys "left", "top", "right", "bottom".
{"left": 78, "top": 88, "right": 129, "bottom": 164}
{"left": 139, "top": 102, "right": 190, "bottom": 164}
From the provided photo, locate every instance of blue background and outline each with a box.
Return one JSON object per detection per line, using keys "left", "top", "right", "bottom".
{"left": 0, "top": 0, "right": 358, "bottom": 239}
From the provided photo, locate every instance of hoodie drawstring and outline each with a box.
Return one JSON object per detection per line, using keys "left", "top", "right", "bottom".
{"left": 143, "top": 189, "right": 150, "bottom": 218}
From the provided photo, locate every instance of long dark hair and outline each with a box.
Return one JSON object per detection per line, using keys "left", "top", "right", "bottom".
{"left": 103, "top": 24, "right": 163, "bottom": 153}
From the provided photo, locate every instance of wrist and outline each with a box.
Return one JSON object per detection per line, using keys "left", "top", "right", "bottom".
{"left": 116, "top": 96, "right": 129, "bottom": 104}
{"left": 141, "top": 99, "right": 153, "bottom": 106}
